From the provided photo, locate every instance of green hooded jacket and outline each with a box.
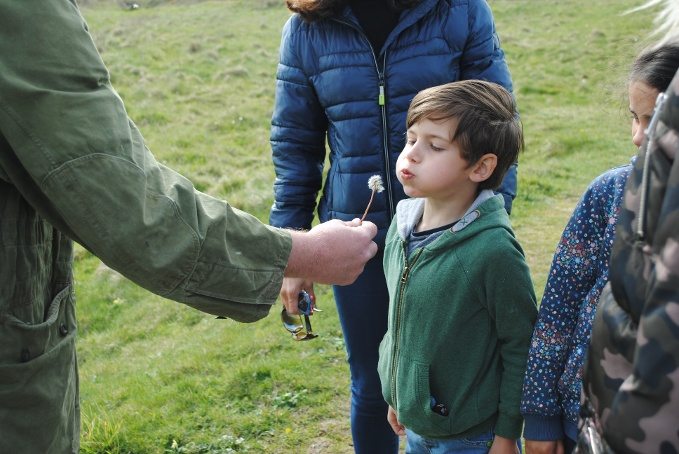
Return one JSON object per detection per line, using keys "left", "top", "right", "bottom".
{"left": 379, "top": 193, "right": 537, "bottom": 440}
{"left": 0, "top": 1, "right": 291, "bottom": 452}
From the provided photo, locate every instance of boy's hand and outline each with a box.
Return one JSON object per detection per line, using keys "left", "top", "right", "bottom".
{"left": 387, "top": 406, "right": 405, "bottom": 436}
{"left": 489, "top": 435, "right": 519, "bottom": 454}
{"left": 524, "top": 440, "right": 565, "bottom": 454}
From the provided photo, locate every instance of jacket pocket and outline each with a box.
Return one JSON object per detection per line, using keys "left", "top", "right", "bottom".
{"left": 0, "top": 285, "right": 79, "bottom": 453}
{"left": 397, "top": 360, "right": 451, "bottom": 438}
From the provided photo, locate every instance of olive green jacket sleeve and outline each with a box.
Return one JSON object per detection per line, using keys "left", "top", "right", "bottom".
{"left": 0, "top": 0, "right": 291, "bottom": 322}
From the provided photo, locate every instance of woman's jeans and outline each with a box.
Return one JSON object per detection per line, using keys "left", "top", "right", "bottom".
{"left": 333, "top": 251, "right": 399, "bottom": 454}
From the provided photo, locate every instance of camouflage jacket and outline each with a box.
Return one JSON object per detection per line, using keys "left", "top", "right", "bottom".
{"left": 584, "top": 69, "right": 679, "bottom": 452}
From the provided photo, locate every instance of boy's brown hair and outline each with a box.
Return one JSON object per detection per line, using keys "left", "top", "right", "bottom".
{"left": 406, "top": 80, "right": 523, "bottom": 191}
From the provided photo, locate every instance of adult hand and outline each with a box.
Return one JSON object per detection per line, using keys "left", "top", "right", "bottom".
{"left": 489, "top": 435, "right": 520, "bottom": 454}
{"left": 525, "top": 440, "right": 564, "bottom": 454}
{"left": 279, "top": 277, "right": 315, "bottom": 315}
{"left": 387, "top": 406, "right": 405, "bottom": 436}
{"left": 286, "top": 219, "right": 377, "bottom": 285}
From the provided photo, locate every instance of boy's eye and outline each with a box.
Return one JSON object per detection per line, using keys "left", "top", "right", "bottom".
{"left": 431, "top": 144, "right": 444, "bottom": 152}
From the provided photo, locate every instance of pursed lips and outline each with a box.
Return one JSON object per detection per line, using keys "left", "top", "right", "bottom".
{"left": 399, "top": 168, "right": 414, "bottom": 179}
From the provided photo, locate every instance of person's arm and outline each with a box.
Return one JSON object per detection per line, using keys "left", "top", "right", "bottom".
{"left": 460, "top": 0, "right": 516, "bottom": 213}
{"left": 269, "top": 17, "right": 329, "bottom": 312}
{"left": 521, "top": 179, "right": 611, "bottom": 442}
{"left": 484, "top": 236, "right": 538, "bottom": 440}
{"left": 0, "top": 0, "right": 377, "bottom": 322}
{"left": 269, "top": 16, "right": 328, "bottom": 231}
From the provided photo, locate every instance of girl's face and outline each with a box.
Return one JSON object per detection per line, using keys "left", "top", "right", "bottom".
{"left": 629, "top": 80, "right": 660, "bottom": 148}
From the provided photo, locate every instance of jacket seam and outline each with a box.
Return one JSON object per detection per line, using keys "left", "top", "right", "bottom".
{"left": 44, "top": 153, "right": 201, "bottom": 296}
{"left": 0, "top": 99, "right": 58, "bottom": 174}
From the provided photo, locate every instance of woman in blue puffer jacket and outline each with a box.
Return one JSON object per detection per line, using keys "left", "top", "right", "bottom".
{"left": 270, "top": 1, "right": 515, "bottom": 452}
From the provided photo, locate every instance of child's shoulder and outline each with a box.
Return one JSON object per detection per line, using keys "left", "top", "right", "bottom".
{"left": 470, "top": 219, "right": 526, "bottom": 265}
{"left": 590, "top": 162, "right": 633, "bottom": 189}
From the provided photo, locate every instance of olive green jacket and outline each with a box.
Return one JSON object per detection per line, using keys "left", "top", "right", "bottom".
{"left": 0, "top": 1, "right": 291, "bottom": 452}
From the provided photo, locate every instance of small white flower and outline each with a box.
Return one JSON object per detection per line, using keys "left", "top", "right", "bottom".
{"left": 368, "top": 175, "right": 385, "bottom": 193}
{"left": 361, "top": 175, "right": 384, "bottom": 221}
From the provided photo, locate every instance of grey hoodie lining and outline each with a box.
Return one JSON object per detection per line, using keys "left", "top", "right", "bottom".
{"left": 396, "top": 189, "right": 496, "bottom": 240}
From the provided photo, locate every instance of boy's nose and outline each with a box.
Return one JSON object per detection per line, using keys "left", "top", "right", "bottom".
{"left": 403, "top": 143, "right": 420, "bottom": 161}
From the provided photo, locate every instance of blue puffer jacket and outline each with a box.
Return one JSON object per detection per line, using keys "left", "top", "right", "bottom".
{"left": 270, "top": 0, "right": 515, "bottom": 246}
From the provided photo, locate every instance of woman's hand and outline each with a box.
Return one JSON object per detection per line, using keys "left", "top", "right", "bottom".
{"left": 279, "top": 277, "right": 315, "bottom": 315}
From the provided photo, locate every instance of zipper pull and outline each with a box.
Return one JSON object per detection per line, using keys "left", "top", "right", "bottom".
{"left": 401, "top": 265, "right": 409, "bottom": 284}
{"left": 379, "top": 83, "right": 385, "bottom": 106}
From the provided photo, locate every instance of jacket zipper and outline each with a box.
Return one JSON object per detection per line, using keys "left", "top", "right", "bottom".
{"left": 637, "top": 91, "right": 666, "bottom": 241}
{"left": 376, "top": 53, "right": 395, "bottom": 218}
{"left": 333, "top": 18, "right": 396, "bottom": 219}
{"left": 390, "top": 245, "right": 423, "bottom": 410}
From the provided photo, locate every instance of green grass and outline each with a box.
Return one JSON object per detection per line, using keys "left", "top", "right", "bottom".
{"left": 73, "top": 0, "right": 656, "bottom": 452}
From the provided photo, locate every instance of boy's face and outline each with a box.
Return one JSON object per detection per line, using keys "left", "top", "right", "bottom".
{"left": 397, "top": 117, "right": 475, "bottom": 200}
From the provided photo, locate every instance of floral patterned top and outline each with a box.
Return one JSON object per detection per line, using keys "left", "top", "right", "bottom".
{"left": 520, "top": 162, "right": 632, "bottom": 441}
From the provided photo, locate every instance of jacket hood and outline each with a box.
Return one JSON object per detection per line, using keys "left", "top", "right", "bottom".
{"left": 394, "top": 189, "right": 502, "bottom": 240}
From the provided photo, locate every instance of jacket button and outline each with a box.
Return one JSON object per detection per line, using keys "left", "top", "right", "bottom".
{"left": 20, "top": 348, "right": 30, "bottom": 362}
{"left": 59, "top": 323, "right": 69, "bottom": 336}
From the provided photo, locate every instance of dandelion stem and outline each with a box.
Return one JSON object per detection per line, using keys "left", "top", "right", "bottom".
{"left": 360, "top": 189, "right": 376, "bottom": 222}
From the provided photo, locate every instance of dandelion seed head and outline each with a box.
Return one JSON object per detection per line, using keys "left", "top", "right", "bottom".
{"left": 368, "top": 175, "right": 385, "bottom": 193}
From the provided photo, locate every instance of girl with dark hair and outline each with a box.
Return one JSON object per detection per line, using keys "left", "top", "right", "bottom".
{"left": 520, "top": 41, "right": 679, "bottom": 454}
{"left": 269, "top": 0, "right": 516, "bottom": 452}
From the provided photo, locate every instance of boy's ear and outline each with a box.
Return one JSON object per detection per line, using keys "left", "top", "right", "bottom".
{"left": 468, "top": 153, "right": 497, "bottom": 183}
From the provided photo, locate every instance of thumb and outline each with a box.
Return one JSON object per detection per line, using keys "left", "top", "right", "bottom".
{"left": 359, "top": 220, "right": 378, "bottom": 236}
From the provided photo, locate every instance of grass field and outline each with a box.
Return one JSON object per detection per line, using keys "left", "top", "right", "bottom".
{"left": 73, "top": 0, "right": 656, "bottom": 452}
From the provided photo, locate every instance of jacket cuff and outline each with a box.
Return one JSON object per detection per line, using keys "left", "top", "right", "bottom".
{"left": 563, "top": 419, "right": 578, "bottom": 442}
{"left": 522, "top": 415, "right": 565, "bottom": 440}
{"left": 494, "top": 413, "right": 524, "bottom": 440}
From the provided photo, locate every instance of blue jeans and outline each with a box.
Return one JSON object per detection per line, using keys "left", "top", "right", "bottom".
{"left": 333, "top": 251, "right": 399, "bottom": 454}
{"left": 406, "top": 429, "right": 521, "bottom": 454}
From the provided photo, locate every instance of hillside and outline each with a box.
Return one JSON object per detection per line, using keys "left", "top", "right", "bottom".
{"left": 73, "top": 1, "right": 654, "bottom": 452}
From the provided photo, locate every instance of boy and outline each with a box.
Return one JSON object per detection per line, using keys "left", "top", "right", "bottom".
{"left": 377, "top": 80, "right": 537, "bottom": 453}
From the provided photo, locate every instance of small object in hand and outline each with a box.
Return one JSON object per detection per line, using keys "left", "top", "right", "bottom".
{"left": 281, "top": 291, "right": 319, "bottom": 340}
{"left": 297, "top": 290, "right": 314, "bottom": 315}
{"left": 360, "top": 175, "right": 385, "bottom": 222}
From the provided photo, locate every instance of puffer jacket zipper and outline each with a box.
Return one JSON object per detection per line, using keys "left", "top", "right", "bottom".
{"left": 377, "top": 53, "right": 395, "bottom": 217}
{"left": 390, "top": 244, "right": 423, "bottom": 410}
{"left": 333, "top": 18, "right": 395, "bottom": 219}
